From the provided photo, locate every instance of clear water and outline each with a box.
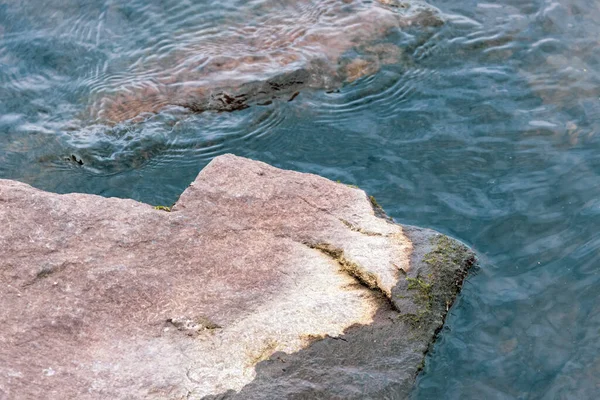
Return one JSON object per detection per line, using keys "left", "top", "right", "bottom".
{"left": 1, "top": 0, "right": 600, "bottom": 398}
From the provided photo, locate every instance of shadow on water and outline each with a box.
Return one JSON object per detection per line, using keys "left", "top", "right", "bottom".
{"left": 2, "top": 0, "right": 600, "bottom": 397}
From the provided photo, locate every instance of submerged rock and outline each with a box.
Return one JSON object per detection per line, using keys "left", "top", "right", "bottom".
{"left": 0, "top": 155, "right": 475, "bottom": 399}
{"left": 86, "top": 0, "right": 443, "bottom": 124}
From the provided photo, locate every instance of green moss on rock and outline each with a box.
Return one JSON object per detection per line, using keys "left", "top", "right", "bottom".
{"left": 406, "top": 277, "right": 433, "bottom": 312}
{"left": 424, "top": 234, "right": 476, "bottom": 313}
{"left": 396, "top": 233, "right": 476, "bottom": 339}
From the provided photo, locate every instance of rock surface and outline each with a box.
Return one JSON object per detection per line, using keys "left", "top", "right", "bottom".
{"left": 0, "top": 154, "right": 475, "bottom": 399}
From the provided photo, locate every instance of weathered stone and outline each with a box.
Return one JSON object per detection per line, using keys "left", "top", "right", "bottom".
{"left": 0, "top": 154, "right": 475, "bottom": 399}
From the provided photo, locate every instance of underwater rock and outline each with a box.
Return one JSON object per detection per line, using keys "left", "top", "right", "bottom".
{"left": 0, "top": 155, "right": 475, "bottom": 399}
{"left": 87, "top": 0, "right": 443, "bottom": 124}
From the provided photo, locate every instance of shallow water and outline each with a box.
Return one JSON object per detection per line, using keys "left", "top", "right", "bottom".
{"left": 1, "top": 0, "right": 600, "bottom": 398}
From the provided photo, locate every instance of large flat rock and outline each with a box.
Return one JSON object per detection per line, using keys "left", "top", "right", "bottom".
{"left": 0, "top": 154, "right": 475, "bottom": 399}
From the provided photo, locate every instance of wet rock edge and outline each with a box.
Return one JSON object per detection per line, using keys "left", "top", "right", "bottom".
{"left": 203, "top": 216, "right": 477, "bottom": 399}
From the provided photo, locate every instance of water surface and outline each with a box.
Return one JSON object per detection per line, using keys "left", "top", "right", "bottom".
{"left": 1, "top": 0, "right": 600, "bottom": 398}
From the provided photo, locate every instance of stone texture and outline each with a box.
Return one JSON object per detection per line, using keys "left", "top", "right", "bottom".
{"left": 0, "top": 154, "right": 475, "bottom": 399}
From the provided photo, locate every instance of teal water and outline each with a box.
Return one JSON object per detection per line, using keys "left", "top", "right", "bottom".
{"left": 1, "top": 0, "right": 600, "bottom": 398}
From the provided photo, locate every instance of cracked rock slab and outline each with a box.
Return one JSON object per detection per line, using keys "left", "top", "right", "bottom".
{"left": 0, "top": 154, "right": 475, "bottom": 399}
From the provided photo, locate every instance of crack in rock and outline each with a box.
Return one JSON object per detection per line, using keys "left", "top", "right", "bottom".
{"left": 304, "top": 242, "right": 400, "bottom": 312}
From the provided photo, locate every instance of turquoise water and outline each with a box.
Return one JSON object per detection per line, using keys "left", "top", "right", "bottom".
{"left": 2, "top": 0, "right": 600, "bottom": 398}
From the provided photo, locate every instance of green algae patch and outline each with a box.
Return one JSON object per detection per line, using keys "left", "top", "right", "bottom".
{"left": 153, "top": 205, "right": 171, "bottom": 212}
{"left": 406, "top": 277, "right": 433, "bottom": 312}
{"left": 394, "top": 231, "right": 476, "bottom": 346}
{"left": 398, "top": 276, "right": 435, "bottom": 330}
{"left": 369, "top": 195, "right": 381, "bottom": 209}
{"left": 423, "top": 234, "right": 476, "bottom": 313}
{"left": 367, "top": 194, "right": 393, "bottom": 221}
